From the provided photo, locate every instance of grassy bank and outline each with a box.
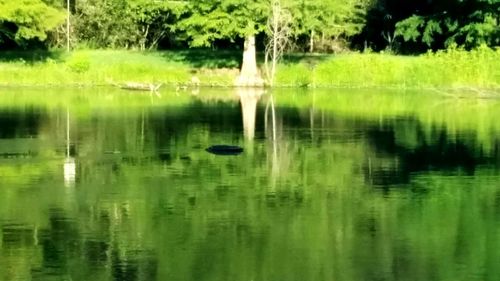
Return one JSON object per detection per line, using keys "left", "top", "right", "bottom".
{"left": 0, "top": 50, "right": 240, "bottom": 87}
{"left": 277, "top": 46, "right": 500, "bottom": 89}
{"left": 0, "top": 48, "right": 499, "bottom": 89}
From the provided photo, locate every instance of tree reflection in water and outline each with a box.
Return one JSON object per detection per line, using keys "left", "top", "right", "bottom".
{"left": 0, "top": 89, "right": 499, "bottom": 281}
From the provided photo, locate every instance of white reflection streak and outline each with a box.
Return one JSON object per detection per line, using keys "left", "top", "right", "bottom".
{"left": 64, "top": 157, "right": 76, "bottom": 187}
{"left": 239, "top": 88, "right": 263, "bottom": 140}
{"left": 265, "top": 94, "right": 279, "bottom": 192}
{"left": 269, "top": 95, "right": 278, "bottom": 178}
{"left": 64, "top": 108, "right": 75, "bottom": 187}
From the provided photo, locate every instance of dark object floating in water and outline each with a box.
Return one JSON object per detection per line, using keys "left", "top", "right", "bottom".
{"left": 206, "top": 145, "right": 244, "bottom": 155}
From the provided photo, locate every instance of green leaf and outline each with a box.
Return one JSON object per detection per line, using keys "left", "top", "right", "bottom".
{"left": 395, "top": 15, "right": 425, "bottom": 42}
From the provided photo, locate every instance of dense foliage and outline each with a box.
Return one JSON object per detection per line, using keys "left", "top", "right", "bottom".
{"left": 73, "top": 0, "right": 185, "bottom": 49}
{"left": 0, "top": 0, "right": 64, "bottom": 47}
{"left": 0, "top": 0, "right": 498, "bottom": 52}
{"left": 360, "top": 0, "right": 500, "bottom": 51}
{"left": 394, "top": 0, "right": 500, "bottom": 50}
{"left": 179, "top": 0, "right": 269, "bottom": 48}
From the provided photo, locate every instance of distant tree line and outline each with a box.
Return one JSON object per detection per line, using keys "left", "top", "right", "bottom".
{"left": 0, "top": 0, "right": 499, "bottom": 53}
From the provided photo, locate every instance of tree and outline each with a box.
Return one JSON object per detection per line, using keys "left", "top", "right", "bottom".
{"left": 179, "top": 0, "right": 269, "bottom": 86}
{"left": 71, "top": 0, "right": 184, "bottom": 49}
{"left": 360, "top": 0, "right": 499, "bottom": 52}
{"left": 129, "top": 0, "right": 185, "bottom": 50}
{"left": 0, "top": 0, "right": 64, "bottom": 47}
{"left": 290, "top": 0, "right": 372, "bottom": 52}
{"left": 265, "top": 0, "right": 293, "bottom": 85}
{"left": 73, "top": 0, "right": 137, "bottom": 48}
{"left": 395, "top": 0, "right": 500, "bottom": 49}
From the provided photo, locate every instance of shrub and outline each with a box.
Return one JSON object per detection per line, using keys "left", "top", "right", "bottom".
{"left": 66, "top": 52, "right": 91, "bottom": 73}
{"left": 274, "top": 63, "right": 312, "bottom": 87}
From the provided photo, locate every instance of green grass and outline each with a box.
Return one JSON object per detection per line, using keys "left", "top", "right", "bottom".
{"left": 0, "top": 48, "right": 499, "bottom": 89}
{"left": 0, "top": 50, "right": 240, "bottom": 87}
{"left": 277, "top": 46, "right": 500, "bottom": 89}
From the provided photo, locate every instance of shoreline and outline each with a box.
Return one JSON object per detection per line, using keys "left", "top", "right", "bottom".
{"left": 0, "top": 49, "right": 499, "bottom": 90}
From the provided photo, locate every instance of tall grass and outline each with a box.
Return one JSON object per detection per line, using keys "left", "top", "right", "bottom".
{"left": 0, "top": 50, "right": 236, "bottom": 87}
{"left": 0, "top": 48, "right": 499, "bottom": 89}
{"left": 277, "top": 46, "right": 500, "bottom": 89}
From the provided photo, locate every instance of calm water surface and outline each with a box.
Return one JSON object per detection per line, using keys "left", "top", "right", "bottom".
{"left": 0, "top": 88, "right": 499, "bottom": 281}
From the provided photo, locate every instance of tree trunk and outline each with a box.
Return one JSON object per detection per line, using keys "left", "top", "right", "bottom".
{"left": 270, "top": 2, "right": 279, "bottom": 86}
{"left": 66, "top": 0, "right": 71, "bottom": 51}
{"left": 235, "top": 35, "right": 264, "bottom": 87}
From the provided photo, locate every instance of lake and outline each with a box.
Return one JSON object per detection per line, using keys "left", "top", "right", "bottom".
{"left": 0, "top": 87, "right": 499, "bottom": 281}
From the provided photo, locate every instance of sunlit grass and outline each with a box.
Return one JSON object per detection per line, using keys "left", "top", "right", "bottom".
{"left": 0, "top": 48, "right": 499, "bottom": 89}
{"left": 0, "top": 50, "right": 239, "bottom": 87}
{"left": 277, "top": 47, "right": 500, "bottom": 89}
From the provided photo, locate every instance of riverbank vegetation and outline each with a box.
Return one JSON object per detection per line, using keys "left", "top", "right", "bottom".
{"left": 1, "top": 47, "right": 499, "bottom": 89}
{"left": 1, "top": 0, "right": 499, "bottom": 89}
{"left": 278, "top": 46, "right": 500, "bottom": 88}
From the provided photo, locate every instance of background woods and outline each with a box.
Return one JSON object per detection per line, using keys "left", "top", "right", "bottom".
{"left": 1, "top": 0, "right": 497, "bottom": 53}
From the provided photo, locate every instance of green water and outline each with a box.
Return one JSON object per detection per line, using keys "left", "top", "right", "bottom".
{"left": 0, "top": 88, "right": 499, "bottom": 281}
